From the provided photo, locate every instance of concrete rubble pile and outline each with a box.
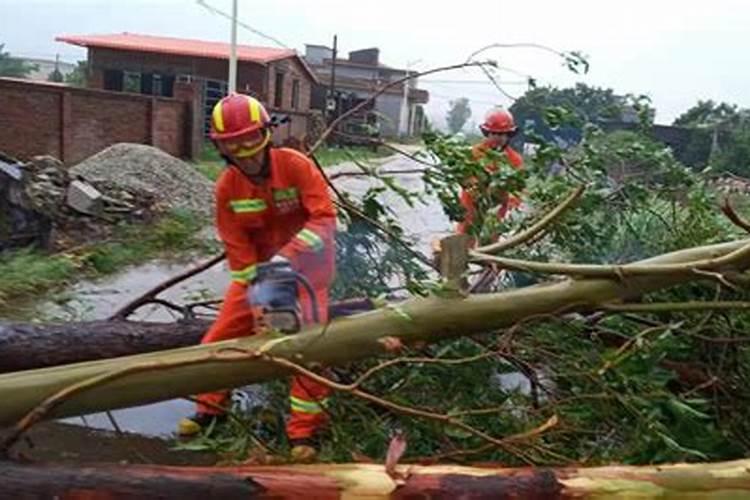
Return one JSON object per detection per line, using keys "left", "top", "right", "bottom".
{"left": 0, "top": 143, "right": 214, "bottom": 251}
{"left": 71, "top": 143, "right": 213, "bottom": 217}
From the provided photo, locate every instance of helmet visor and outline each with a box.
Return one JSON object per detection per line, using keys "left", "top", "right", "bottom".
{"left": 219, "top": 129, "right": 269, "bottom": 159}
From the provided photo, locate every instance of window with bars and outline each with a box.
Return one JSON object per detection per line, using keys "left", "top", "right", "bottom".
{"left": 274, "top": 71, "right": 284, "bottom": 108}
{"left": 291, "top": 79, "right": 300, "bottom": 110}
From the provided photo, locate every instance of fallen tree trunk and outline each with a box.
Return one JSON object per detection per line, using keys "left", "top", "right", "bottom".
{"left": 0, "top": 239, "right": 747, "bottom": 427}
{"left": 0, "top": 320, "right": 209, "bottom": 373}
{"left": 3, "top": 458, "right": 750, "bottom": 498}
{"left": 0, "top": 299, "right": 377, "bottom": 374}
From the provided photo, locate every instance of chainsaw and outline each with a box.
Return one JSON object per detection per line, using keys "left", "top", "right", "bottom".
{"left": 248, "top": 260, "right": 319, "bottom": 334}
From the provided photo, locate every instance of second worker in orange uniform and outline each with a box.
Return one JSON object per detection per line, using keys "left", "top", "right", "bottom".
{"left": 456, "top": 108, "right": 524, "bottom": 237}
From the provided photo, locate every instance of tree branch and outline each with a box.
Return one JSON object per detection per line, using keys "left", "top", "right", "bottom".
{"left": 334, "top": 198, "right": 438, "bottom": 271}
{"left": 330, "top": 134, "right": 440, "bottom": 169}
{"left": 721, "top": 198, "right": 750, "bottom": 234}
{"left": 465, "top": 43, "right": 569, "bottom": 64}
{"left": 476, "top": 185, "right": 586, "bottom": 255}
{"left": 263, "top": 352, "right": 558, "bottom": 459}
{"left": 183, "top": 396, "right": 277, "bottom": 455}
{"left": 109, "top": 253, "right": 226, "bottom": 321}
{"left": 601, "top": 301, "right": 750, "bottom": 313}
{"left": 309, "top": 61, "right": 493, "bottom": 154}
{"left": 596, "top": 325, "right": 674, "bottom": 376}
{"left": 308, "top": 154, "right": 438, "bottom": 272}
{"left": 328, "top": 168, "right": 428, "bottom": 181}
{"left": 470, "top": 239, "right": 750, "bottom": 278}
{"left": 351, "top": 351, "right": 501, "bottom": 390}
{"left": 0, "top": 349, "right": 266, "bottom": 455}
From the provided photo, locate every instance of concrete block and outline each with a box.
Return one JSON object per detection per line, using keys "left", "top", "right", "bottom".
{"left": 66, "top": 180, "right": 103, "bottom": 216}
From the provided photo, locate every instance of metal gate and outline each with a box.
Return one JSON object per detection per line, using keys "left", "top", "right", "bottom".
{"left": 201, "top": 78, "right": 228, "bottom": 138}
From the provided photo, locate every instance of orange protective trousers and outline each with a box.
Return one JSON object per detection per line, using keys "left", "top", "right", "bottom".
{"left": 196, "top": 281, "right": 331, "bottom": 440}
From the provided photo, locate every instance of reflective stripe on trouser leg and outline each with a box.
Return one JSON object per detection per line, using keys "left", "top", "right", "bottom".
{"left": 287, "top": 375, "right": 332, "bottom": 440}
{"left": 196, "top": 281, "right": 255, "bottom": 415}
{"left": 286, "top": 285, "right": 332, "bottom": 440}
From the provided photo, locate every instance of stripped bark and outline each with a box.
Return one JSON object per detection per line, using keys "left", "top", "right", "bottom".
{"left": 2, "top": 458, "right": 750, "bottom": 499}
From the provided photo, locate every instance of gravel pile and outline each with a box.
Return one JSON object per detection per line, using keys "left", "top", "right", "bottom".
{"left": 70, "top": 143, "right": 214, "bottom": 217}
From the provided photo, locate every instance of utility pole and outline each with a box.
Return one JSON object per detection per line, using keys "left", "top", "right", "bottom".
{"left": 227, "top": 0, "right": 238, "bottom": 94}
{"left": 399, "top": 59, "right": 421, "bottom": 137}
{"left": 399, "top": 73, "right": 409, "bottom": 137}
{"left": 327, "top": 34, "right": 338, "bottom": 126}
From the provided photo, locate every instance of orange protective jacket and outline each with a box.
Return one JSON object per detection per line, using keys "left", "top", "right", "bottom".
{"left": 456, "top": 142, "right": 524, "bottom": 235}
{"left": 215, "top": 147, "right": 336, "bottom": 288}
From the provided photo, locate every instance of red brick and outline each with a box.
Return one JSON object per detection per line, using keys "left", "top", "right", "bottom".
{"left": 0, "top": 83, "right": 61, "bottom": 159}
{"left": 0, "top": 78, "right": 190, "bottom": 164}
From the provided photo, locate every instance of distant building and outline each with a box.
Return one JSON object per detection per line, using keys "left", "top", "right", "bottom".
{"left": 304, "top": 45, "right": 429, "bottom": 138}
{"left": 56, "top": 33, "right": 319, "bottom": 148}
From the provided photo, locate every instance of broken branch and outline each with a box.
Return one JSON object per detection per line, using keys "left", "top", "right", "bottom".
{"left": 721, "top": 198, "right": 750, "bottom": 234}
{"left": 264, "top": 352, "right": 558, "bottom": 458}
{"left": 110, "top": 253, "right": 226, "bottom": 321}
{"left": 309, "top": 61, "right": 492, "bottom": 154}
{"left": 470, "top": 239, "right": 750, "bottom": 278}
{"left": 476, "top": 185, "right": 586, "bottom": 255}
{"left": 601, "top": 301, "right": 750, "bottom": 313}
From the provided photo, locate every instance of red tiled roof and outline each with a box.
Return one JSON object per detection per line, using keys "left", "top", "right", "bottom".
{"left": 56, "top": 32, "right": 295, "bottom": 64}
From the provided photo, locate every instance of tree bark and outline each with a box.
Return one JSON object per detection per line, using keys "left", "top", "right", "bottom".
{"left": 0, "top": 320, "right": 209, "bottom": 373}
{"left": 0, "top": 239, "right": 747, "bottom": 427}
{"left": 0, "top": 299, "right": 377, "bottom": 374}
{"left": 3, "top": 458, "right": 750, "bottom": 499}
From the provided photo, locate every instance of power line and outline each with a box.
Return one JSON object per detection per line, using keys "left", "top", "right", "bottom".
{"left": 422, "top": 79, "right": 528, "bottom": 85}
{"left": 195, "top": 0, "right": 290, "bottom": 49}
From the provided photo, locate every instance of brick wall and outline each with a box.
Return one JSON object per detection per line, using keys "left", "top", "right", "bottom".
{"left": 0, "top": 78, "right": 190, "bottom": 164}
{"left": 0, "top": 81, "right": 60, "bottom": 161}
{"left": 267, "top": 58, "right": 312, "bottom": 112}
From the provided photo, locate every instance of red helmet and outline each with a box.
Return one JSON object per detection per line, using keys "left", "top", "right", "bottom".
{"left": 480, "top": 108, "right": 517, "bottom": 134}
{"left": 210, "top": 93, "right": 270, "bottom": 140}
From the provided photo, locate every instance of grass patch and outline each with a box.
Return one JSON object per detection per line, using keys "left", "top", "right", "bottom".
{"left": 0, "top": 210, "right": 215, "bottom": 311}
{"left": 193, "top": 145, "right": 225, "bottom": 182}
{"left": 0, "top": 251, "right": 77, "bottom": 306}
{"left": 194, "top": 162, "right": 224, "bottom": 182}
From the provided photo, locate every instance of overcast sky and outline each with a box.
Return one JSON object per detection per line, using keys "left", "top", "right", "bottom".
{"left": 2, "top": 0, "right": 749, "bottom": 127}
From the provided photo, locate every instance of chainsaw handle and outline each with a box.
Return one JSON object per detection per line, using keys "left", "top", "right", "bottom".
{"left": 294, "top": 272, "right": 320, "bottom": 324}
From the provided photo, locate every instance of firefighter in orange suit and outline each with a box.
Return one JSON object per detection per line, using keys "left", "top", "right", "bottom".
{"left": 456, "top": 108, "right": 524, "bottom": 236}
{"left": 177, "top": 94, "right": 336, "bottom": 462}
